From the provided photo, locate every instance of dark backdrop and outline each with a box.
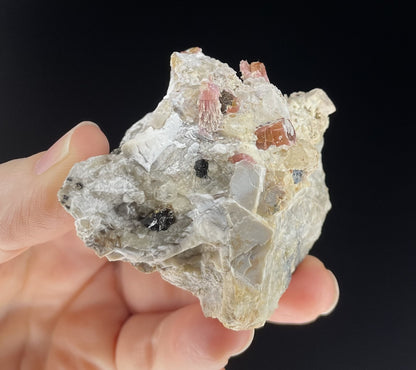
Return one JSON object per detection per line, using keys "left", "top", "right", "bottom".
{"left": 1, "top": 2, "right": 414, "bottom": 369}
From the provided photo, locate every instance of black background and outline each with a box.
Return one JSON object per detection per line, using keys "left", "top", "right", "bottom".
{"left": 0, "top": 1, "right": 414, "bottom": 369}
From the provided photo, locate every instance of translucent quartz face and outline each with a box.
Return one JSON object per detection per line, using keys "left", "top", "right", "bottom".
{"left": 58, "top": 48, "right": 335, "bottom": 330}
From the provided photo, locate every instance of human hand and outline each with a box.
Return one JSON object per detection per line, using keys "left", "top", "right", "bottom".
{"left": 0, "top": 122, "right": 339, "bottom": 369}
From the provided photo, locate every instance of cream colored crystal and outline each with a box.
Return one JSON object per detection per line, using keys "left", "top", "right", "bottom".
{"left": 58, "top": 48, "right": 335, "bottom": 330}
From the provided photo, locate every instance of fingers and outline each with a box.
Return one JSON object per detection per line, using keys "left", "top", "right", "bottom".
{"left": 117, "top": 261, "right": 199, "bottom": 313}
{"left": 268, "top": 255, "right": 339, "bottom": 324}
{"left": 0, "top": 122, "right": 109, "bottom": 262}
{"left": 116, "top": 303, "right": 254, "bottom": 370}
{"left": 118, "top": 253, "right": 338, "bottom": 326}
{"left": 44, "top": 263, "right": 129, "bottom": 369}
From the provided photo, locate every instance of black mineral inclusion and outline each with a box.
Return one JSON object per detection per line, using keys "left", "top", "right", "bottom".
{"left": 141, "top": 208, "right": 176, "bottom": 231}
{"left": 194, "top": 159, "right": 209, "bottom": 178}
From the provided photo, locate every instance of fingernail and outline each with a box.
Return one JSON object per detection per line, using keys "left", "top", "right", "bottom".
{"left": 321, "top": 270, "right": 340, "bottom": 316}
{"left": 35, "top": 121, "right": 98, "bottom": 175}
{"left": 230, "top": 330, "right": 254, "bottom": 357}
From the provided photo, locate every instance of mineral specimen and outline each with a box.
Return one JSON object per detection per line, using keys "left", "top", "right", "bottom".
{"left": 58, "top": 48, "right": 336, "bottom": 330}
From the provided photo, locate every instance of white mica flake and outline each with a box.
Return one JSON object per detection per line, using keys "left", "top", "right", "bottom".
{"left": 121, "top": 112, "right": 182, "bottom": 171}
{"left": 229, "top": 161, "right": 265, "bottom": 212}
{"left": 58, "top": 48, "right": 335, "bottom": 330}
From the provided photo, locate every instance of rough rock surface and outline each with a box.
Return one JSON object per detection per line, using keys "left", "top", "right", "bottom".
{"left": 58, "top": 48, "right": 336, "bottom": 330}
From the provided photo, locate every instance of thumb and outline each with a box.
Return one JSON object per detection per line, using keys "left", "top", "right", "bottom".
{"left": 0, "top": 121, "right": 109, "bottom": 262}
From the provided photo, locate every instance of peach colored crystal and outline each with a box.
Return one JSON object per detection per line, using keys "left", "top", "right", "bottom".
{"left": 255, "top": 119, "right": 296, "bottom": 150}
{"left": 240, "top": 60, "right": 270, "bottom": 82}
{"left": 228, "top": 153, "right": 256, "bottom": 164}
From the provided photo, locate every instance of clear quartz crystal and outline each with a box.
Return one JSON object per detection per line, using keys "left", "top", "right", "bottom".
{"left": 58, "top": 48, "right": 336, "bottom": 330}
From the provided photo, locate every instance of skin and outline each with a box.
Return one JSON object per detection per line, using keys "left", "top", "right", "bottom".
{"left": 0, "top": 122, "right": 339, "bottom": 370}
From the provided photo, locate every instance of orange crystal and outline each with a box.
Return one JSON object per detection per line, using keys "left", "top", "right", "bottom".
{"left": 181, "top": 47, "right": 202, "bottom": 54}
{"left": 240, "top": 60, "right": 270, "bottom": 82}
{"left": 255, "top": 119, "right": 296, "bottom": 150}
{"left": 228, "top": 153, "right": 256, "bottom": 164}
{"left": 226, "top": 98, "right": 240, "bottom": 113}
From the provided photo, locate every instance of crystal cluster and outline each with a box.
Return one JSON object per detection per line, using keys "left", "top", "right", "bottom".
{"left": 58, "top": 48, "right": 335, "bottom": 330}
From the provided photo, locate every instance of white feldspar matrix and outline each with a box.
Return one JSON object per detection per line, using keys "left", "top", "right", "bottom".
{"left": 58, "top": 47, "right": 336, "bottom": 330}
